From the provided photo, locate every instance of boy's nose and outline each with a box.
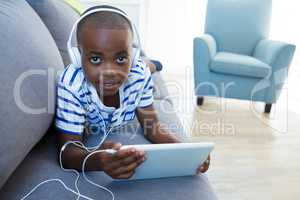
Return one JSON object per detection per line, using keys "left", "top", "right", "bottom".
{"left": 101, "top": 69, "right": 118, "bottom": 78}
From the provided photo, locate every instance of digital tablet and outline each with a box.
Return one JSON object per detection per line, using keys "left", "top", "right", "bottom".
{"left": 113, "top": 142, "right": 214, "bottom": 180}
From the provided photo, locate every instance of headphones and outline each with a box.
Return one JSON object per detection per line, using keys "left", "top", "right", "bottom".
{"left": 67, "top": 5, "right": 141, "bottom": 68}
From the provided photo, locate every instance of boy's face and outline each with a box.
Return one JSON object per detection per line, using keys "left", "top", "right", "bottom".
{"left": 79, "top": 26, "right": 132, "bottom": 97}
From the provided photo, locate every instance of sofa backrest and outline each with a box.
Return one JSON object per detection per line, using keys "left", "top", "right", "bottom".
{"left": 26, "top": 0, "right": 80, "bottom": 66}
{"left": 0, "top": 0, "right": 64, "bottom": 188}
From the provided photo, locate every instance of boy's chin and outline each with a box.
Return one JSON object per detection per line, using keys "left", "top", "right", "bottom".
{"left": 102, "top": 90, "right": 118, "bottom": 97}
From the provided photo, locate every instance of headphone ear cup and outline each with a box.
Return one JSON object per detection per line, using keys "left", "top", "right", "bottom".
{"left": 131, "top": 47, "right": 140, "bottom": 68}
{"left": 70, "top": 47, "right": 82, "bottom": 68}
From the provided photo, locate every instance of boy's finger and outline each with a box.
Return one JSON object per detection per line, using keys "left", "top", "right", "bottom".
{"left": 198, "top": 166, "right": 205, "bottom": 174}
{"left": 120, "top": 154, "right": 139, "bottom": 165}
{"left": 105, "top": 148, "right": 143, "bottom": 165}
{"left": 110, "top": 153, "right": 142, "bottom": 169}
{"left": 113, "top": 158, "right": 144, "bottom": 176}
{"left": 100, "top": 141, "right": 113, "bottom": 149}
{"left": 197, "top": 163, "right": 209, "bottom": 174}
{"left": 120, "top": 150, "right": 145, "bottom": 162}
{"left": 109, "top": 155, "right": 136, "bottom": 169}
{"left": 110, "top": 147, "right": 146, "bottom": 167}
{"left": 115, "top": 171, "right": 135, "bottom": 179}
{"left": 114, "top": 148, "right": 139, "bottom": 159}
{"left": 201, "top": 165, "right": 209, "bottom": 173}
{"left": 112, "top": 143, "right": 122, "bottom": 150}
{"left": 124, "top": 154, "right": 145, "bottom": 165}
{"left": 100, "top": 142, "right": 122, "bottom": 150}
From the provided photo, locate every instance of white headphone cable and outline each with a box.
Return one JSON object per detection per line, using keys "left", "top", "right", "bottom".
{"left": 21, "top": 125, "right": 117, "bottom": 200}
{"left": 20, "top": 100, "right": 120, "bottom": 200}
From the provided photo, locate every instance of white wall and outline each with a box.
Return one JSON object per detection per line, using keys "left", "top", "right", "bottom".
{"left": 79, "top": 0, "right": 143, "bottom": 30}
{"left": 141, "top": 0, "right": 206, "bottom": 74}
{"left": 270, "top": 0, "right": 300, "bottom": 68}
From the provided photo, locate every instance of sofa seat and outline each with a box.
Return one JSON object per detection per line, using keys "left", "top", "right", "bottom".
{"left": 0, "top": 100, "right": 217, "bottom": 200}
{"left": 210, "top": 52, "right": 271, "bottom": 78}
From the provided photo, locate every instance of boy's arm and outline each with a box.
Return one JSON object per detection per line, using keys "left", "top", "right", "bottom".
{"left": 143, "top": 58, "right": 162, "bottom": 73}
{"left": 57, "top": 132, "right": 145, "bottom": 178}
{"left": 57, "top": 132, "right": 120, "bottom": 171}
{"left": 136, "top": 105, "right": 210, "bottom": 173}
{"left": 136, "top": 105, "right": 181, "bottom": 144}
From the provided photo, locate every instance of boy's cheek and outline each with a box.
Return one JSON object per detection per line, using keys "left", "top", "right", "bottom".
{"left": 84, "top": 66, "right": 99, "bottom": 82}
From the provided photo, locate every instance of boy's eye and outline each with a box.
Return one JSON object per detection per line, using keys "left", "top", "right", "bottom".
{"left": 116, "top": 56, "right": 128, "bottom": 64}
{"left": 89, "top": 56, "right": 102, "bottom": 65}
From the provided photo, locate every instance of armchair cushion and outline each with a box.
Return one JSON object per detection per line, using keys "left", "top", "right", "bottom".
{"left": 210, "top": 52, "right": 271, "bottom": 78}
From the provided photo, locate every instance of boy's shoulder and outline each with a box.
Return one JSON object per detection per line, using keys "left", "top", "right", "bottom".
{"left": 57, "top": 64, "right": 85, "bottom": 93}
{"left": 129, "top": 59, "right": 150, "bottom": 79}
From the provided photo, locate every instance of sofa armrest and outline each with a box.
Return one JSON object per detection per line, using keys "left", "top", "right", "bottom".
{"left": 253, "top": 39, "right": 296, "bottom": 71}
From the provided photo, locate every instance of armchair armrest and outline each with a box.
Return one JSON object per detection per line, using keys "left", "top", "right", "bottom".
{"left": 253, "top": 39, "right": 296, "bottom": 71}
{"left": 193, "top": 34, "right": 217, "bottom": 94}
{"left": 194, "top": 34, "right": 217, "bottom": 59}
{"left": 254, "top": 39, "right": 296, "bottom": 102}
{"left": 193, "top": 34, "right": 217, "bottom": 76}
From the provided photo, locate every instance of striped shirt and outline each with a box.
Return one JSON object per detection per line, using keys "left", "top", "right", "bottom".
{"left": 55, "top": 59, "right": 154, "bottom": 136}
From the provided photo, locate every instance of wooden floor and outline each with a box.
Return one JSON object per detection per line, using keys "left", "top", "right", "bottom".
{"left": 163, "top": 72, "right": 300, "bottom": 200}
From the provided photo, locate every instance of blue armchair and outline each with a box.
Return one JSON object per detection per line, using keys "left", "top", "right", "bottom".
{"left": 193, "top": 0, "right": 296, "bottom": 113}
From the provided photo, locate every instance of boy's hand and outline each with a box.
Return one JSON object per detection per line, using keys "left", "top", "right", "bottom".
{"left": 196, "top": 155, "right": 210, "bottom": 174}
{"left": 98, "top": 142, "right": 146, "bottom": 179}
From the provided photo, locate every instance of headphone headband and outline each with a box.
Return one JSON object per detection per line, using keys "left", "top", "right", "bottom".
{"left": 67, "top": 6, "right": 141, "bottom": 68}
{"left": 68, "top": 7, "right": 136, "bottom": 50}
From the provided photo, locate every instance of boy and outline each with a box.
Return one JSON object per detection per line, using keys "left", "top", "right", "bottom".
{"left": 55, "top": 6, "right": 209, "bottom": 179}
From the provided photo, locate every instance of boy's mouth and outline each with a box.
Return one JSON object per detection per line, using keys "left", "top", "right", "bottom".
{"left": 97, "top": 80, "right": 121, "bottom": 91}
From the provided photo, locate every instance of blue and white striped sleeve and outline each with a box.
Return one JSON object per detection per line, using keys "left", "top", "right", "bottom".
{"left": 138, "top": 67, "right": 154, "bottom": 108}
{"left": 55, "top": 83, "right": 86, "bottom": 136}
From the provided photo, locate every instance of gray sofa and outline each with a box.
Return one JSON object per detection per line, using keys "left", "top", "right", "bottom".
{"left": 0, "top": 0, "right": 217, "bottom": 199}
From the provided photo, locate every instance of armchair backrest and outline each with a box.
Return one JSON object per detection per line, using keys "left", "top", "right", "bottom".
{"left": 205, "top": 0, "right": 272, "bottom": 56}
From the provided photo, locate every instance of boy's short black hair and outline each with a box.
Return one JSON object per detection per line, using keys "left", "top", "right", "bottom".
{"left": 81, "top": 5, "right": 127, "bottom": 16}
{"left": 76, "top": 5, "right": 133, "bottom": 43}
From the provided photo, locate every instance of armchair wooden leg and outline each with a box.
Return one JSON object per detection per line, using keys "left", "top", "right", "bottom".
{"left": 264, "top": 103, "right": 272, "bottom": 113}
{"left": 197, "top": 97, "right": 204, "bottom": 106}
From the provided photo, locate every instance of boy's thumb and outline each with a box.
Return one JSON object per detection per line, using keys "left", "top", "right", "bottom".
{"left": 112, "top": 142, "right": 122, "bottom": 150}
{"left": 101, "top": 141, "right": 122, "bottom": 150}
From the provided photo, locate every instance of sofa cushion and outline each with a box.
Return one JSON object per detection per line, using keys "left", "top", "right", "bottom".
{"left": 210, "top": 52, "right": 271, "bottom": 78}
{"left": 26, "top": 0, "right": 80, "bottom": 66}
{"left": 0, "top": 100, "right": 218, "bottom": 200}
{"left": 0, "top": 0, "right": 64, "bottom": 188}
